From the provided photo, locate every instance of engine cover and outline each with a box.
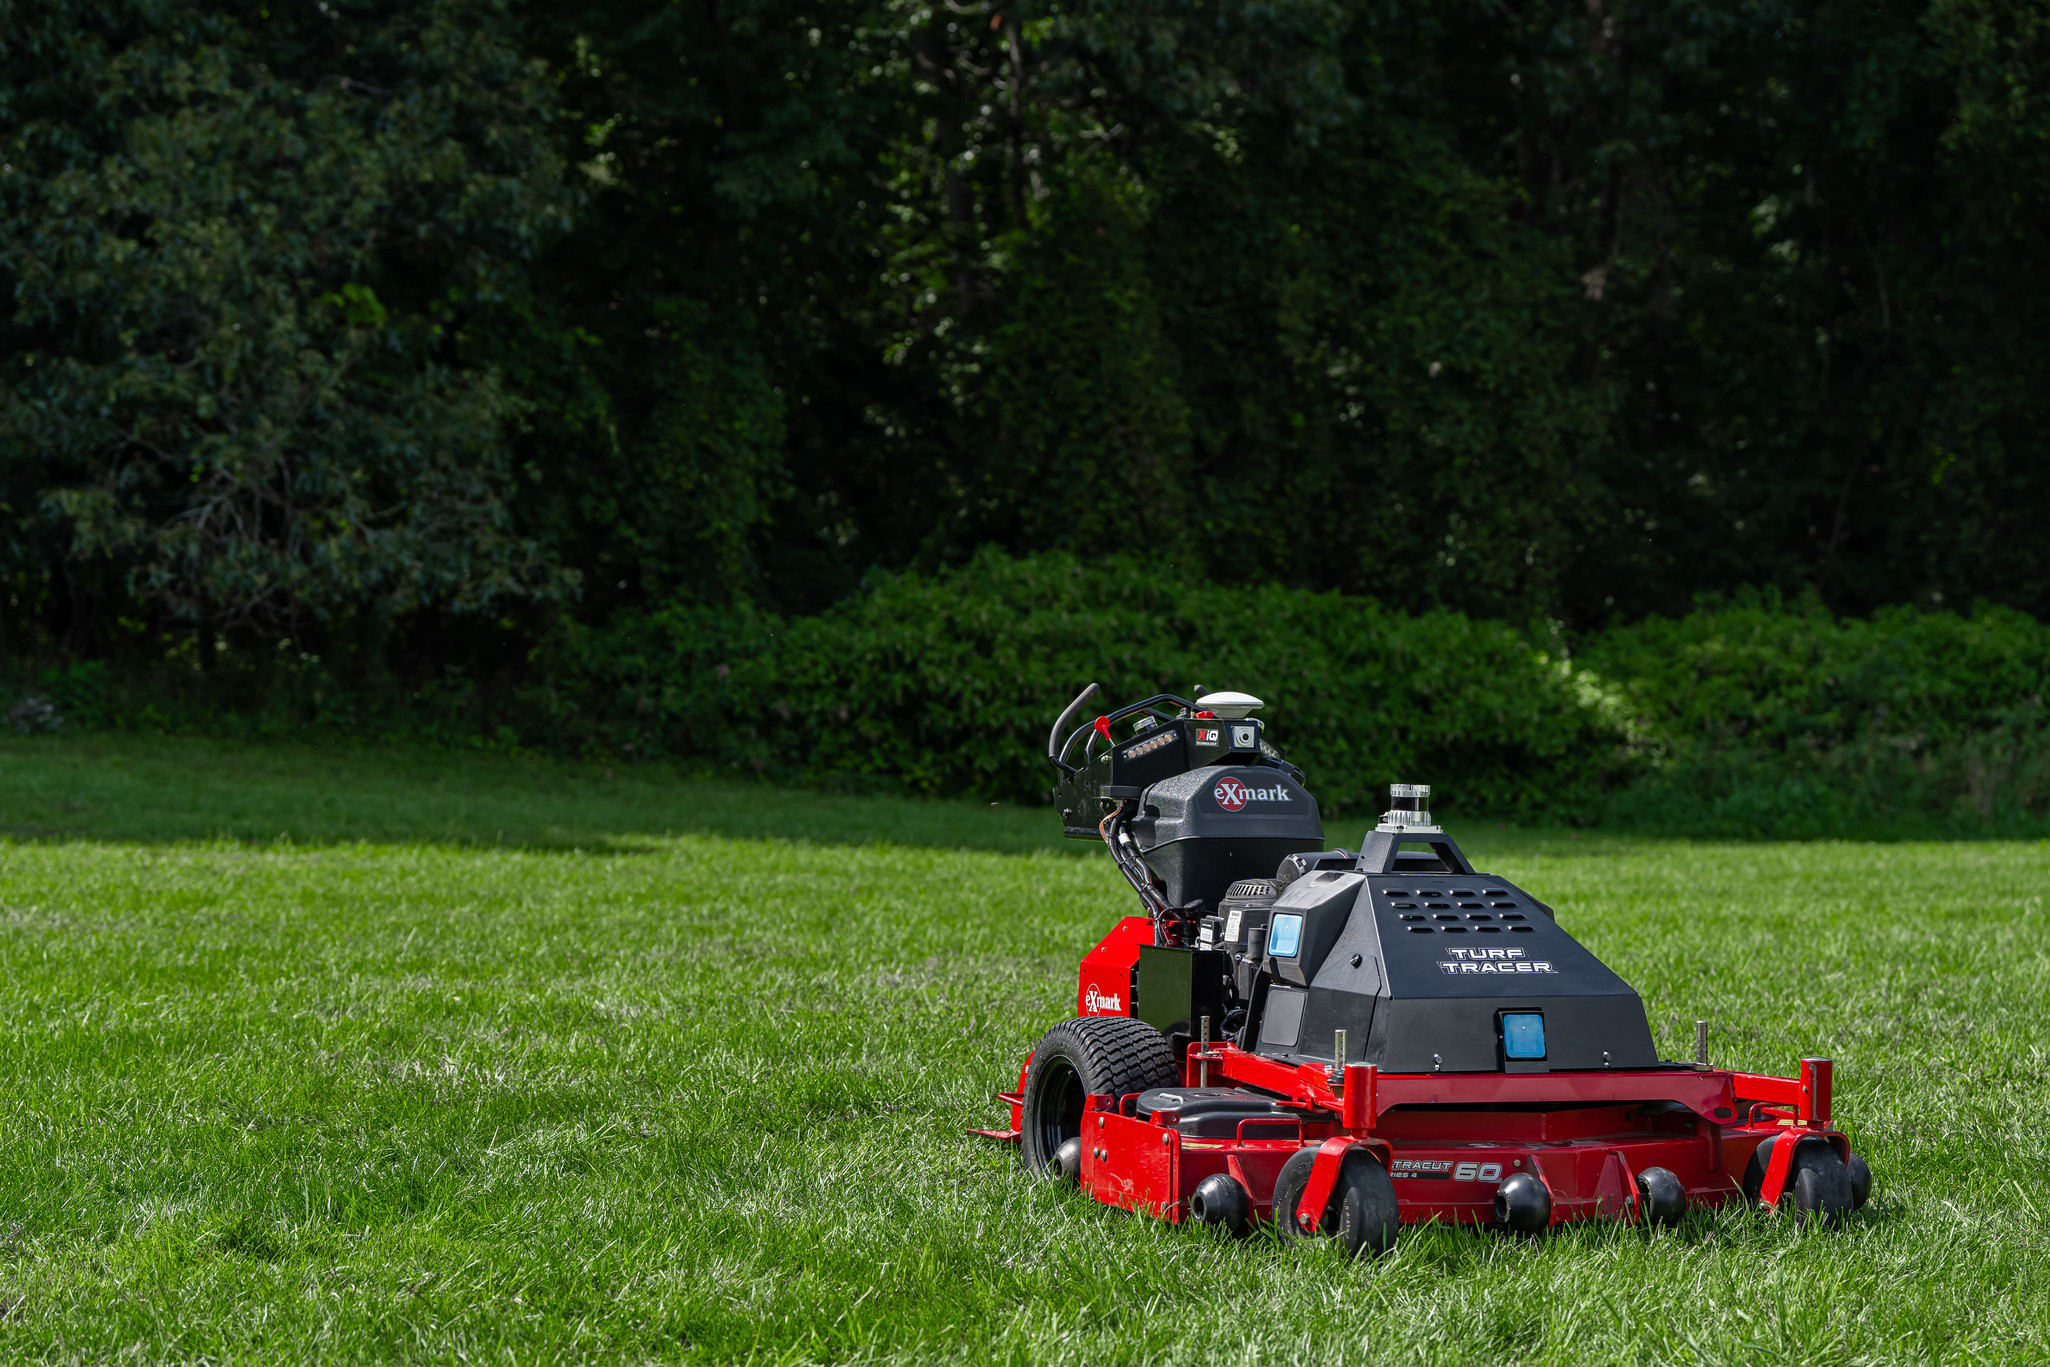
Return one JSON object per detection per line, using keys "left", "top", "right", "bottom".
{"left": 1127, "top": 765, "right": 1324, "bottom": 911}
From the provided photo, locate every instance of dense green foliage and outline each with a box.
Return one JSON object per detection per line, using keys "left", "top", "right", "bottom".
{"left": 12, "top": 548, "right": 2047, "bottom": 834}
{"left": 530, "top": 552, "right": 2044, "bottom": 836}
{"left": 690, "top": 550, "right": 1637, "bottom": 816}
{"left": 2, "top": 738, "right": 2047, "bottom": 1360}
{"left": 1582, "top": 599, "right": 2050, "bottom": 833}
{"left": 8, "top": 0, "right": 2050, "bottom": 683}
{"left": 10, "top": 546, "right": 2046, "bottom": 835}
{"left": 2, "top": 2, "right": 574, "bottom": 665}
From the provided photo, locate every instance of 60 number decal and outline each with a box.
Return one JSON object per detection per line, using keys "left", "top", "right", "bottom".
{"left": 1454, "top": 1162, "right": 1503, "bottom": 1182}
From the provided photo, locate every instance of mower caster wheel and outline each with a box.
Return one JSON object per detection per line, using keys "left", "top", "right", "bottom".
{"left": 1787, "top": 1145, "right": 1854, "bottom": 1225}
{"left": 1272, "top": 1148, "right": 1398, "bottom": 1257}
{"left": 1492, "top": 1172, "right": 1552, "bottom": 1234}
{"left": 1846, "top": 1152, "right": 1873, "bottom": 1210}
{"left": 1745, "top": 1136, "right": 1855, "bottom": 1225}
{"left": 1190, "top": 1174, "right": 1250, "bottom": 1237}
{"left": 1634, "top": 1166, "right": 1687, "bottom": 1227}
{"left": 1053, "top": 1137, "right": 1083, "bottom": 1186}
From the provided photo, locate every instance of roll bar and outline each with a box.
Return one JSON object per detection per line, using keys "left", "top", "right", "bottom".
{"left": 1048, "top": 688, "right": 1201, "bottom": 774}
{"left": 1045, "top": 683, "right": 1100, "bottom": 773}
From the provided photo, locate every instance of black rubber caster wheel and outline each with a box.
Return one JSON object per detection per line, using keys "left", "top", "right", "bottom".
{"left": 1635, "top": 1166, "right": 1687, "bottom": 1227}
{"left": 1190, "top": 1173, "right": 1251, "bottom": 1236}
{"left": 1846, "top": 1152, "right": 1873, "bottom": 1210}
{"left": 1787, "top": 1144, "right": 1854, "bottom": 1225}
{"left": 1745, "top": 1135, "right": 1854, "bottom": 1225}
{"left": 1493, "top": 1172, "right": 1552, "bottom": 1234}
{"left": 1272, "top": 1148, "right": 1398, "bottom": 1256}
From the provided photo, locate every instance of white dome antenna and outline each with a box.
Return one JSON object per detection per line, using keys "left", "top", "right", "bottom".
{"left": 1195, "top": 690, "right": 1263, "bottom": 720}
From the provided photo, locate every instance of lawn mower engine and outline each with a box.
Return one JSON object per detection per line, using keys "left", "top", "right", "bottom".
{"left": 974, "top": 685, "right": 1874, "bottom": 1254}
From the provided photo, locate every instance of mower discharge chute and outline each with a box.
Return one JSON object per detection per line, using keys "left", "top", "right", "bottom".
{"left": 976, "top": 685, "right": 1874, "bottom": 1254}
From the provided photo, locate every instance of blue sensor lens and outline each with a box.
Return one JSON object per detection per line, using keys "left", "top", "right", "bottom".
{"left": 1267, "top": 912, "right": 1304, "bottom": 958}
{"left": 1502, "top": 1013, "right": 1546, "bottom": 1059}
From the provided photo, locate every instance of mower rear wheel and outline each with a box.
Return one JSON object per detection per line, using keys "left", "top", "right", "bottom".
{"left": 1272, "top": 1148, "right": 1399, "bottom": 1257}
{"left": 1019, "top": 1016, "right": 1176, "bottom": 1175}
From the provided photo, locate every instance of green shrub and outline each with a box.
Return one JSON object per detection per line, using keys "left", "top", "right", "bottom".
{"left": 35, "top": 550, "right": 2047, "bottom": 838}
{"left": 1581, "top": 596, "right": 2050, "bottom": 836}
{"left": 705, "top": 550, "right": 1641, "bottom": 819}
{"left": 527, "top": 599, "right": 784, "bottom": 760}
{"left": 610, "top": 553, "right": 2050, "bottom": 836}
{"left": 41, "top": 660, "right": 111, "bottom": 731}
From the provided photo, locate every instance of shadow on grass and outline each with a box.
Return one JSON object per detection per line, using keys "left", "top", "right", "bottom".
{"left": 3, "top": 735, "right": 2029, "bottom": 860}
{"left": 0, "top": 734, "right": 1080, "bottom": 857}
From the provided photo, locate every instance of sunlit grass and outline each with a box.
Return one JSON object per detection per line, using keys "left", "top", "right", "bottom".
{"left": 0, "top": 736, "right": 2045, "bottom": 1362}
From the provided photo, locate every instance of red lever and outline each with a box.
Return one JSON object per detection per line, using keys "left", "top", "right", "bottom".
{"left": 1092, "top": 715, "right": 1112, "bottom": 742}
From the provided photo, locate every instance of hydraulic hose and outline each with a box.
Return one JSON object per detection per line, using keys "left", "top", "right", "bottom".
{"left": 1099, "top": 806, "right": 1173, "bottom": 930}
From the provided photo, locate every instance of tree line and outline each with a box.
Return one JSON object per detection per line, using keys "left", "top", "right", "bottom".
{"left": 4, "top": 0, "right": 2046, "bottom": 687}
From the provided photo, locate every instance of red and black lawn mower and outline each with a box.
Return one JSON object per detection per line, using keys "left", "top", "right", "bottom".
{"left": 977, "top": 686, "right": 1873, "bottom": 1253}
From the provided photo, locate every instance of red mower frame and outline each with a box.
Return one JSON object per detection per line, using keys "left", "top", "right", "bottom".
{"left": 978, "top": 1043, "right": 1849, "bottom": 1233}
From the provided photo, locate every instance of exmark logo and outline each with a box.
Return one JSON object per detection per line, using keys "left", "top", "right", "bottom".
{"left": 1083, "top": 984, "right": 1124, "bottom": 1013}
{"left": 1213, "top": 777, "right": 1290, "bottom": 812}
{"left": 1439, "top": 947, "right": 1555, "bottom": 975}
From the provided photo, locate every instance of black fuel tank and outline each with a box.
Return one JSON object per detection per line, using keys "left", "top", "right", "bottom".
{"left": 1128, "top": 765, "right": 1324, "bottom": 911}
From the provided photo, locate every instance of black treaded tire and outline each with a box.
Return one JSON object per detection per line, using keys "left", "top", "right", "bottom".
{"left": 1019, "top": 1016, "right": 1177, "bottom": 1173}
{"left": 1272, "top": 1147, "right": 1399, "bottom": 1257}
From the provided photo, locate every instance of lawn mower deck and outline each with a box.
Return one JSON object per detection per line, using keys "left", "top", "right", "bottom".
{"left": 979, "top": 686, "right": 1872, "bottom": 1253}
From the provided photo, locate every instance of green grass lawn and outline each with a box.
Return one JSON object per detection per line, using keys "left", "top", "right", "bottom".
{"left": 1, "top": 736, "right": 2047, "bottom": 1363}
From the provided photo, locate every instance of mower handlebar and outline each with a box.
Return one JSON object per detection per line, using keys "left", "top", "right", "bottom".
{"left": 1050, "top": 689, "right": 1202, "bottom": 773}
{"left": 1047, "top": 683, "right": 1100, "bottom": 773}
